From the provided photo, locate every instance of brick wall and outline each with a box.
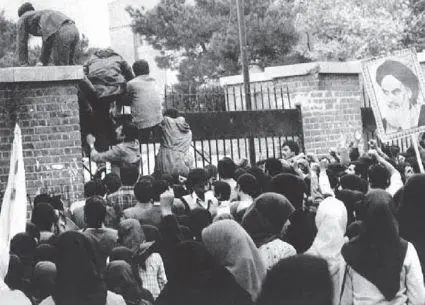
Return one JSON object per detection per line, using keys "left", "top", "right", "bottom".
{"left": 222, "top": 66, "right": 364, "bottom": 155}
{"left": 0, "top": 66, "right": 85, "bottom": 212}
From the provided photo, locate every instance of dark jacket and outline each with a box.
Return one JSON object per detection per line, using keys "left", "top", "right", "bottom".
{"left": 84, "top": 48, "right": 134, "bottom": 99}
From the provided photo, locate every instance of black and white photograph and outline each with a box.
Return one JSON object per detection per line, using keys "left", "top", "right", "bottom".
{"left": 1, "top": 1, "right": 425, "bottom": 305}
{"left": 362, "top": 49, "right": 425, "bottom": 141}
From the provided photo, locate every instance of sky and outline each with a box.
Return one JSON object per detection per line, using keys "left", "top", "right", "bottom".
{"left": 1, "top": 0, "right": 159, "bottom": 48}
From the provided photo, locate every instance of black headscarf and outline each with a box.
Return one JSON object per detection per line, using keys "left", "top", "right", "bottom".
{"left": 256, "top": 254, "right": 333, "bottom": 305}
{"left": 156, "top": 241, "right": 253, "bottom": 305}
{"left": 268, "top": 173, "right": 308, "bottom": 210}
{"left": 335, "top": 189, "right": 365, "bottom": 225}
{"left": 241, "top": 193, "right": 295, "bottom": 247}
{"left": 106, "top": 260, "right": 150, "bottom": 305}
{"left": 340, "top": 174, "right": 368, "bottom": 194}
{"left": 342, "top": 190, "right": 408, "bottom": 300}
{"left": 397, "top": 174, "right": 425, "bottom": 281}
{"left": 52, "top": 231, "right": 107, "bottom": 305}
{"left": 189, "top": 208, "right": 212, "bottom": 242}
{"left": 110, "top": 246, "right": 133, "bottom": 265}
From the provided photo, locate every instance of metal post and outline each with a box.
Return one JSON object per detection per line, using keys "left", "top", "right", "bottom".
{"left": 236, "top": 0, "right": 256, "bottom": 164}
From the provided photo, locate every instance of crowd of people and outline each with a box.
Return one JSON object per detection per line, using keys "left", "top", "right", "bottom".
{"left": 9, "top": 2, "right": 425, "bottom": 304}
{"left": 2, "top": 131, "right": 425, "bottom": 305}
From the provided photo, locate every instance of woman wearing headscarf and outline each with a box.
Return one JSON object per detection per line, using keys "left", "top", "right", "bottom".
{"left": 241, "top": 193, "right": 296, "bottom": 270}
{"left": 31, "top": 261, "right": 56, "bottom": 305}
{"left": 118, "top": 219, "right": 146, "bottom": 253}
{"left": 341, "top": 190, "right": 425, "bottom": 305}
{"left": 39, "top": 231, "right": 126, "bottom": 305}
{"left": 306, "top": 197, "right": 348, "bottom": 305}
{"left": 0, "top": 241, "right": 31, "bottom": 304}
{"left": 106, "top": 260, "right": 154, "bottom": 305}
{"left": 256, "top": 254, "right": 333, "bottom": 305}
{"left": 156, "top": 241, "right": 253, "bottom": 305}
{"left": 397, "top": 174, "right": 425, "bottom": 281}
{"left": 268, "top": 173, "right": 315, "bottom": 253}
{"left": 201, "top": 219, "right": 266, "bottom": 301}
{"left": 110, "top": 247, "right": 134, "bottom": 265}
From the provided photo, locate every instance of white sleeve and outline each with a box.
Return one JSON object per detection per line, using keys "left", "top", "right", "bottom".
{"left": 386, "top": 171, "right": 403, "bottom": 197}
{"left": 405, "top": 243, "right": 425, "bottom": 305}
{"left": 319, "top": 171, "right": 335, "bottom": 197}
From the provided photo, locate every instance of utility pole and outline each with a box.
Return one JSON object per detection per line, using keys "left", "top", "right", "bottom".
{"left": 236, "top": 0, "right": 256, "bottom": 164}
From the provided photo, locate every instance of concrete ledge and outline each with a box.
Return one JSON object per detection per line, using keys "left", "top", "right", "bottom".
{"left": 0, "top": 66, "right": 84, "bottom": 83}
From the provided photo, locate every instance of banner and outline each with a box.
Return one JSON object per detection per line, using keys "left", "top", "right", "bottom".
{"left": 0, "top": 124, "right": 28, "bottom": 247}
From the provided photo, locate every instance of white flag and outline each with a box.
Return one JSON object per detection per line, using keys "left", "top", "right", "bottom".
{"left": 0, "top": 124, "right": 28, "bottom": 247}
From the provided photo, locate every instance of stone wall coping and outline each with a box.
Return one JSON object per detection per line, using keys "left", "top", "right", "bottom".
{"left": 0, "top": 66, "right": 84, "bottom": 83}
{"left": 220, "top": 51, "right": 425, "bottom": 86}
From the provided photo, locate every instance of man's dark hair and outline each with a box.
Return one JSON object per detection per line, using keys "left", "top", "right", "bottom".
{"left": 163, "top": 108, "right": 181, "bottom": 119}
{"left": 31, "top": 203, "right": 56, "bottom": 232}
{"left": 281, "top": 140, "right": 300, "bottom": 155}
{"left": 152, "top": 179, "right": 168, "bottom": 202}
{"left": 122, "top": 122, "right": 139, "bottom": 142}
{"left": 103, "top": 173, "right": 122, "bottom": 194}
{"left": 212, "top": 181, "right": 231, "bottom": 201}
{"left": 265, "top": 158, "right": 284, "bottom": 177}
{"left": 368, "top": 164, "right": 391, "bottom": 189}
{"left": 120, "top": 163, "right": 139, "bottom": 186}
{"left": 33, "top": 194, "right": 53, "bottom": 208}
{"left": 84, "top": 196, "right": 106, "bottom": 228}
{"left": 186, "top": 168, "right": 208, "bottom": 189}
{"left": 132, "top": 60, "right": 149, "bottom": 76}
{"left": 349, "top": 161, "right": 369, "bottom": 180}
{"left": 204, "top": 164, "right": 218, "bottom": 180}
{"left": 134, "top": 180, "right": 154, "bottom": 203}
{"left": 218, "top": 157, "right": 236, "bottom": 179}
{"left": 237, "top": 173, "right": 259, "bottom": 198}
{"left": 84, "top": 179, "right": 106, "bottom": 197}
{"left": 18, "top": 2, "right": 35, "bottom": 17}
{"left": 375, "top": 60, "right": 419, "bottom": 106}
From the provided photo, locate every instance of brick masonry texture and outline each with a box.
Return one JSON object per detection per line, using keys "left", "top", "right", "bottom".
{"left": 0, "top": 81, "right": 84, "bottom": 213}
{"left": 224, "top": 73, "right": 364, "bottom": 155}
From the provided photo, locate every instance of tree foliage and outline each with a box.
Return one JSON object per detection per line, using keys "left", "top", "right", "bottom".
{"left": 291, "top": 0, "right": 425, "bottom": 61}
{"left": 128, "top": 0, "right": 302, "bottom": 84}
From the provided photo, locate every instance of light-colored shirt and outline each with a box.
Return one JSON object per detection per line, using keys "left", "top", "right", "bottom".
{"left": 139, "top": 253, "right": 167, "bottom": 299}
{"left": 386, "top": 172, "right": 403, "bottom": 197}
{"left": 341, "top": 242, "right": 425, "bottom": 305}
{"left": 127, "top": 75, "right": 163, "bottom": 129}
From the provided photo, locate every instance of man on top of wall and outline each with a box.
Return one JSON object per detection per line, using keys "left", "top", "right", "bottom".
{"left": 16, "top": 2, "right": 80, "bottom": 66}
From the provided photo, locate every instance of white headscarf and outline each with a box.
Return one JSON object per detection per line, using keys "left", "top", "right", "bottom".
{"left": 306, "top": 197, "right": 348, "bottom": 305}
{"left": 307, "top": 197, "right": 348, "bottom": 274}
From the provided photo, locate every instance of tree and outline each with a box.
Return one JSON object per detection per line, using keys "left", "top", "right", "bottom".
{"left": 128, "top": 0, "right": 302, "bottom": 84}
{"left": 291, "top": 0, "right": 422, "bottom": 61}
{"left": 0, "top": 11, "right": 94, "bottom": 67}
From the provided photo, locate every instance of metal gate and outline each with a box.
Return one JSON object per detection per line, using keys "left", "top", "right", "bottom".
{"left": 137, "top": 84, "right": 304, "bottom": 175}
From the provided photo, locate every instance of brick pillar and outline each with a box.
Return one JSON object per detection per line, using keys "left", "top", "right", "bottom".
{"left": 0, "top": 66, "right": 85, "bottom": 209}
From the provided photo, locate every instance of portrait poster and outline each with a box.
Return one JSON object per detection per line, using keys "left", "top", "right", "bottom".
{"left": 361, "top": 49, "right": 425, "bottom": 142}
